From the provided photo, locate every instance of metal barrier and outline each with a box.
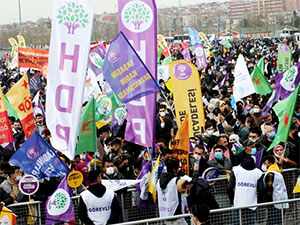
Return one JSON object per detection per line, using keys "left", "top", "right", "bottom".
{"left": 115, "top": 198, "right": 300, "bottom": 225}
{"left": 5, "top": 168, "right": 300, "bottom": 224}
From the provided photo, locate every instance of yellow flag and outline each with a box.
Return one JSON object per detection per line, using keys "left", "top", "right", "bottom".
{"left": 293, "top": 176, "right": 300, "bottom": 193}
{"left": 17, "top": 35, "right": 26, "bottom": 47}
{"left": 27, "top": 199, "right": 37, "bottom": 224}
{"left": 199, "top": 32, "right": 211, "bottom": 48}
{"left": 172, "top": 115, "right": 189, "bottom": 175}
{"left": 169, "top": 60, "right": 205, "bottom": 137}
{"left": 6, "top": 73, "right": 35, "bottom": 138}
{"left": 8, "top": 38, "right": 18, "bottom": 57}
{"left": 148, "top": 155, "right": 160, "bottom": 202}
{"left": 226, "top": 170, "right": 231, "bottom": 182}
{"left": 165, "top": 78, "right": 172, "bottom": 95}
{"left": 0, "top": 206, "right": 17, "bottom": 224}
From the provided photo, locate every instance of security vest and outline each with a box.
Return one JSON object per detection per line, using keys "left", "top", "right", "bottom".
{"left": 157, "top": 177, "right": 179, "bottom": 217}
{"left": 232, "top": 165, "right": 262, "bottom": 210}
{"left": 264, "top": 171, "right": 289, "bottom": 209}
{"left": 80, "top": 188, "right": 114, "bottom": 225}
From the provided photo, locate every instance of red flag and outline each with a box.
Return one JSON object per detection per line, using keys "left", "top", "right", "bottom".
{"left": 181, "top": 41, "right": 188, "bottom": 49}
{"left": 161, "top": 47, "right": 170, "bottom": 57}
{"left": 0, "top": 88, "right": 14, "bottom": 144}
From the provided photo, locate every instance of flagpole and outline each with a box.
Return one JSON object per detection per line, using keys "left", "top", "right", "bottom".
{"left": 18, "top": 0, "right": 23, "bottom": 34}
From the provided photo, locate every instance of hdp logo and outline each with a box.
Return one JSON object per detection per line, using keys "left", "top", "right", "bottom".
{"left": 47, "top": 189, "right": 71, "bottom": 216}
{"left": 57, "top": 2, "right": 89, "bottom": 34}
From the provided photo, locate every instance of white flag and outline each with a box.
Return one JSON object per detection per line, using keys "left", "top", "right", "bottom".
{"left": 83, "top": 69, "right": 102, "bottom": 103}
{"left": 157, "top": 65, "right": 170, "bottom": 82}
{"left": 233, "top": 55, "right": 255, "bottom": 100}
{"left": 46, "top": 0, "right": 94, "bottom": 160}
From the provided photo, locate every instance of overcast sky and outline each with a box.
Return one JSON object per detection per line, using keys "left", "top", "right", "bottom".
{"left": 0, "top": 0, "right": 223, "bottom": 25}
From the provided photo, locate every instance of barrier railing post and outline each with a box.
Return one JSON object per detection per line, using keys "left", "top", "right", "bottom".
{"left": 121, "top": 192, "right": 126, "bottom": 222}
{"left": 239, "top": 208, "right": 242, "bottom": 225}
{"left": 38, "top": 202, "right": 42, "bottom": 225}
{"left": 281, "top": 204, "right": 284, "bottom": 225}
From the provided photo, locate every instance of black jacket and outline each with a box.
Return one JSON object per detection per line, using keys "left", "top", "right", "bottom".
{"left": 187, "top": 170, "right": 219, "bottom": 210}
{"left": 78, "top": 183, "right": 121, "bottom": 225}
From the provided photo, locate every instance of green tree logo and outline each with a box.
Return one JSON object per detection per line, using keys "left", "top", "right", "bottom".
{"left": 54, "top": 191, "right": 68, "bottom": 209}
{"left": 121, "top": 1, "right": 153, "bottom": 33}
{"left": 57, "top": 2, "right": 89, "bottom": 34}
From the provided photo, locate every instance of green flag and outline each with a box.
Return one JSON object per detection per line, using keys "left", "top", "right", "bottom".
{"left": 277, "top": 43, "right": 292, "bottom": 73}
{"left": 251, "top": 57, "right": 272, "bottom": 95}
{"left": 224, "top": 39, "right": 232, "bottom": 49}
{"left": 157, "top": 48, "right": 162, "bottom": 63}
{"left": 267, "top": 84, "right": 300, "bottom": 151}
{"left": 161, "top": 56, "right": 172, "bottom": 65}
{"left": 3, "top": 94, "right": 18, "bottom": 119}
{"left": 76, "top": 96, "right": 97, "bottom": 155}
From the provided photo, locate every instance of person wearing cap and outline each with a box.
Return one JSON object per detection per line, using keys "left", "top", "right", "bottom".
{"left": 208, "top": 145, "right": 232, "bottom": 174}
{"left": 234, "top": 139, "right": 257, "bottom": 166}
{"left": 79, "top": 170, "right": 121, "bottom": 225}
{"left": 262, "top": 155, "right": 289, "bottom": 225}
{"left": 228, "top": 156, "right": 265, "bottom": 225}
{"left": 273, "top": 144, "right": 297, "bottom": 169}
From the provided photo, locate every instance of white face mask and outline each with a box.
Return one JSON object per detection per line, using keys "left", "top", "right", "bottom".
{"left": 207, "top": 130, "right": 214, "bottom": 136}
{"left": 253, "top": 108, "right": 260, "bottom": 114}
{"left": 261, "top": 164, "right": 268, "bottom": 172}
{"left": 159, "top": 112, "right": 166, "bottom": 117}
{"left": 15, "top": 175, "right": 22, "bottom": 181}
{"left": 191, "top": 143, "right": 196, "bottom": 149}
{"left": 194, "top": 154, "right": 201, "bottom": 161}
{"left": 106, "top": 167, "right": 114, "bottom": 175}
{"left": 182, "top": 192, "right": 189, "bottom": 198}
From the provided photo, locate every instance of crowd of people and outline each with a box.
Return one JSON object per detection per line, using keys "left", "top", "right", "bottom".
{"left": 0, "top": 35, "right": 300, "bottom": 224}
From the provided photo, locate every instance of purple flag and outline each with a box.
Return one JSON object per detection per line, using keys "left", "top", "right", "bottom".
{"left": 118, "top": 0, "right": 157, "bottom": 147}
{"left": 88, "top": 44, "right": 107, "bottom": 76}
{"left": 103, "top": 32, "right": 159, "bottom": 103}
{"left": 194, "top": 44, "right": 207, "bottom": 69}
{"left": 218, "top": 73, "right": 229, "bottom": 88}
{"left": 254, "top": 150, "right": 263, "bottom": 169}
{"left": 263, "top": 89, "right": 280, "bottom": 113}
{"left": 274, "top": 62, "right": 300, "bottom": 100}
{"left": 182, "top": 48, "right": 191, "bottom": 62}
{"left": 45, "top": 177, "right": 74, "bottom": 224}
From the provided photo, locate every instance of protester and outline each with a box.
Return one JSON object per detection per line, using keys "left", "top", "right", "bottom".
{"left": 190, "top": 204, "right": 211, "bottom": 225}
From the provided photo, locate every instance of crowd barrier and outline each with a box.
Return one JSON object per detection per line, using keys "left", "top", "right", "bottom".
{"left": 6, "top": 168, "right": 300, "bottom": 224}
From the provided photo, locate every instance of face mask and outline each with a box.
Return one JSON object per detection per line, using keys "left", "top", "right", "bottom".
{"left": 106, "top": 167, "right": 114, "bottom": 176}
{"left": 191, "top": 143, "right": 196, "bottom": 149}
{"left": 181, "top": 189, "right": 190, "bottom": 197}
{"left": 249, "top": 138, "right": 258, "bottom": 143}
{"left": 214, "top": 152, "right": 223, "bottom": 160}
{"left": 235, "top": 121, "right": 239, "bottom": 127}
{"left": 251, "top": 148, "right": 257, "bottom": 155}
{"left": 253, "top": 108, "right": 260, "bottom": 114}
{"left": 207, "top": 130, "right": 214, "bottom": 136}
{"left": 15, "top": 175, "right": 22, "bottom": 181}
{"left": 194, "top": 154, "right": 201, "bottom": 161}
{"left": 261, "top": 164, "right": 268, "bottom": 172}
{"left": 269, "top": 131, "right": 276, "bottom": 139}
{"left": 159, "top": 112, "right": 166, "bottom": 117}
{"left": 296, "top": 112, "right": 300, "bottom": 117}
{"left": 196, "top": 141, "right": 200, "bottom": 145}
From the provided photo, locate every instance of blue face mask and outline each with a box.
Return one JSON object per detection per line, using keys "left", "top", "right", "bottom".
{"left": 251, "top": 148, "right": 257, "bottom": 155}
{"left": 235, "top": 121, "right": 239, "bottom": 127}
{"left": 215, "top": 152, "right": 223, "bottom": 160}
{"left": 269, "top": 131, "right": 276, "bottom": 139}
{"left": 296, "top": 112, "right": 300, "bottom": 117}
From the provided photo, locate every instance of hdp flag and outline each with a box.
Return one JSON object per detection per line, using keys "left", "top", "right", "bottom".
{"left": 194, "top": 44, "right": 207, "bottom": 69}
{"left": 88, "top": 43, "right": 107, "bottom": 77}
{"left": 169, "top": 60, "right": 205, "bottom": 137}
{"left": 137, "top": 160, "right": 150, "bottom": 201}
{"left": 9, "top": 131, "right": 70, "bottom": 179}
{"left": 277, "top": 43, "right": 292, "bottom": 73}
{"left": 103, "top": 32, "right": 159, "bottom": 103}
{"left": 6, "top": 73, "right": 35, "bottom": 138}
{"left": 76, "top": 96, "right": 97, "bottom": 155}
{"left": 251, "top": 57, "right": 272, "bottom": 95}
{"left": 293, "top": 176, "right": 300, "bottom": 193}
{"left": 45, "top": 177, "right": 75, "bottom": 224}
{"left": 268, "top": 84, "right": 300, "bottom": 151}
{"left": 0, "top": 206, "right": 17, "bottom": 225}
{"left": 148, "top": 155, "right": 160, "bottom": 202}
{"left": 0, "top": 87, "right": 14, "bottom": 145}
{"left": 172, "top": 115, "right": 190, "bottom": 176}
{"left": 274, "top": 62, "right": 300, "bottom": 100}
{"left": 181, "top": 48, "right": 191, "bottom": 62}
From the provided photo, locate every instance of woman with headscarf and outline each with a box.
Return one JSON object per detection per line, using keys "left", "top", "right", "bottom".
{"left": 75, "top": 162, "right": 90, "bottom": 187}
{"left": 273, "top": 144, "right": 297, "bottom": 169}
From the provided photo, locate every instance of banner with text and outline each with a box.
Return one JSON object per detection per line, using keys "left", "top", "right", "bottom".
{"left": 46, "top": 0, "right": 94, "bottom": 160}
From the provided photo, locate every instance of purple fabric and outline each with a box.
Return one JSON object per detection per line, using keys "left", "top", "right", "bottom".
{"left": 254, "top": 150, "right": 263, "bottom": 169}
{"left": 194, "top": 44, "right": 207, "bottom": 69}
{"left": 218, "top": 74, "right": 229, "bottom": 88}
{"left": 263, "top": 89, "right": 280, "bottom": 113}
{"left": 75, "top": 162, "right": 89, "bottom": 186}
{"left": 45, "top": 177, "right": 74, "bottom": 224}
{"left": 118, "top": 0, "right": 157, "bottom": 147}
{"left": 274, "top": 62, "right": 300, "bottom": 100}
{"left": 182, "top": 48, "right": 191, "bottom": 62}
{"left": 88, "top": 44, "right": 106, "bottom": 76}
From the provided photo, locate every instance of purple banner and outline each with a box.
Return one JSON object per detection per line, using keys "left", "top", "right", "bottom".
{"left": 118, "top": 0, "right": 157, "bottom": 147}
{"left": 274, "top": 62, "right": 300, "bottom": 100}
{"left": 194, "top": 44, "right": 207, "bottom": 69}
{"left": 88, "top": 44, "right": 106, "bottom": 76}
{"left": 103, "top": 32, "right": 159, "bottom": 103}
{"left": 181, "top": 48, "right": 191, "bottom": 62}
